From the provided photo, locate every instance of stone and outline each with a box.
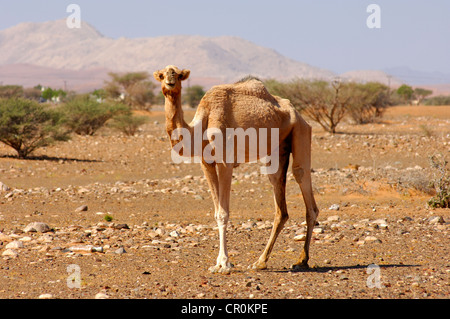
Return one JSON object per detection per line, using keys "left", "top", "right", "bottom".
{"left": 241, "top": 221, "right": 256, "bottom": 229}
{"left": 95, "top": 292, "right": 109, "bottom": 299}
{"left": 313, "top": 227, "right": 323, "bottom": 234}
{"left": 0, "top": 233, "right": 12, "bottom": 242}
{"left": 5, "top": 240, "right": 24, "bottom": 249}
{"left": 294, "top": 234, "right": 306, "bottom": 241}
{"left": 2, "top": 249, "right": 19, "bottom": 258}
{"left": 364, "top": 236, "right": 382, "bottom": 243}
{"left": 169, "top": 230, "right": 180, "bottom": 238}
{"left": 329, "top": 204, "right": 340, "bottom": 211}
{"left": 115, "top": 247, "right": 126, "bottom": 254}
{"left": 327, "top": 215, "right": 341, "bottom": 222}
{"left": 0, "top": 182, "right": 10, "bottom": 192}
{"left": 75, "top": 205, "right": 88, "bottom": 212}
{"left": 428, "top": 216, "right": 444, "bottom": 225}
{"left": 113, "top": 224, "right": 130, "bottom": 230}
{"left": 24, "top": 222, "right": 51, "bottom": 233}
{"left": 38, "top": 294, "right": 53, "bottom": 299}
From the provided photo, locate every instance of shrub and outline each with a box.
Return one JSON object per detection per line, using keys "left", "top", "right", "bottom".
{"left": 62, "top": 94, "right": 128, "bottom": 136}
{"left": 0, "top": 98, "right": 70, "bottom": 158}
{"left": 346, "top": 82, "right": 390, "bottom": 124}
{"left": 109, "top": 113, "right": 149, "bottom": 136}
{"left": 104, "top": 72, "right": 156, "bottom": 110}
{"left": 428, "top": 154, "right": 450, "bottom": 208}
{"left": 424, "top": 95, "right": 450, "bottom": 106}
{"left": 183, "top": 85, "right": 206, "bottom": 108}
{"left": 0, "top": 85, "right": 24, "bottom": 99}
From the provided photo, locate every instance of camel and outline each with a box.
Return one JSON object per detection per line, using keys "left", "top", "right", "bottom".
{"left": 154, "top": 65, "right": 319, "bottom": 274}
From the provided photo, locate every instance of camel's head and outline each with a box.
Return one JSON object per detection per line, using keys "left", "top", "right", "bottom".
{"left": 153, "top": 65, "right": 190, "bottom": 95}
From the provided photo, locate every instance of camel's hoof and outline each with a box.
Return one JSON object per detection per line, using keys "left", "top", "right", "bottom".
{"left": 291, "top": 262, "right": 309, "bottom": 272}
{"left": 209, "top": 264, "right": 233, "bottom": 275}
{"left": 250, "top": 260, "right": 267, "bottom": 270}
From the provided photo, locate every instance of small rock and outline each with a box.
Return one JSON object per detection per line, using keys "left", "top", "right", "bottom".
{"left": 294, "top": 234, "right": 306, "bottom": 241}
{"left": 364, "top": 236, "right": 382, "bottom": 243}
{"left": 38, "top": 294, "right": 53, "bottom": 299}
{"left": 0, "top": 182, "right": 10, "bottom": 192}
{"left": 5, "top": 240, "right": 24, "bottom": 249}
{"left": 24, "top": 222, "right": 51, "bottom": 233}
{"left": 185, "top": 225, "right": 196, "bottom": 233}
{"left": 2, "top": 249, "right": 19, "bottom": 258}
{"left": 113, "top": 224, "right": 130, "bottom": 230}
{"left": 95, "top": 292, "right": 109, "bottom": 299}
{"left": 0, "top": 233, "right": 12, "bottom": 242}
{"left": 75, "top": 205, "right": 88, "bottom": 212}
{"left": 115, "top": 247, "right": 126, "bottom": 254}
{"left": 327, "top": 215, "right": 340, "bottom": 222}
{"left": 329, "top": 204, "right": 340, "bottom": 211}
{"left": 313, "top": 227, "right": 323, "bottom": 234}
{"left": 169, "top": 230, "right": 180, "bottom": 238}
{"left": 428, "top": 216, "right": 445, "bottom": 225}
{"left": 148, "top": 230, "right": 159, "bottom": 239}
{"left": 241, "top": 221, "right": 256, "bottom": 229}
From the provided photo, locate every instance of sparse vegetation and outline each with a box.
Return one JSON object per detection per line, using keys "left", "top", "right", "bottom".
{"left": 183, "top": 85, "right": 206, "bottom": 108}
{"left": 428, "top": 154, "right": 450, "bottom": 208}
{"left": 109, "top": 113, "right": 149, "bottom": 136}
{"left": 414, "top": 88, "right": 433, "bottom": 105}
{"left": 396, "top": 84, "right": 414, "bottom": 104}
{"left": 0, "top": 97, "right": 70, "bottom": 158}
{"left": 265, "top": 79, "right": 390, "bottom": 133}
{"left": 424, "top": 95, "right": 450, "bottom": 106}
{"left": 346, "top": 82, "right": 390, "bottom": 124}
{"left": 61, "top": 94, "right": 128, "bottom": 136}
{"left": 104, "top": 72, "right": 156, "bottom": 110}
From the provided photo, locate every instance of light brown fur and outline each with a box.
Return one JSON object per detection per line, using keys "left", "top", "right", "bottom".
{"left": 154, "top": 65, "right": 319, "bottom": 274}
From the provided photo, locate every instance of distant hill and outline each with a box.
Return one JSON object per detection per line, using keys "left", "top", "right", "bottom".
{"left": 0, "top": 19, "right": 335, "bottom": 90}
{"left": 340, "top": 70, "right": 403, "bottom": 88}
{"left": 1, "top": 19, "right": 448, "bottom": 94}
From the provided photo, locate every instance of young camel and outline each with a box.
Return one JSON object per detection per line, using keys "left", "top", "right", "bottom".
{"left": 154, "top": 65, "right": 319, "bottom": 274}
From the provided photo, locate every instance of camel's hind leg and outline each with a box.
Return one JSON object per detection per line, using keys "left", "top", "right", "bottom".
{"left": 291, "top": 118, "right": 319, "bottom": 270}
{"left": 252, "top": 146, "right": 290, "bottom": 270}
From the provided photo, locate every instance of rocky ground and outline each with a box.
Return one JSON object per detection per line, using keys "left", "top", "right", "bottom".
{"left": 0, "top": 106, "right": 449, "bottom": 299}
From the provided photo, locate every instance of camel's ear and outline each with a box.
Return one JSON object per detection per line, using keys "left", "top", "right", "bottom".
{"left": 179, "top": 69, "right": 190, "bottom": 81}
{"left": 153, "top": 70, "right": 164, "bottom": 82}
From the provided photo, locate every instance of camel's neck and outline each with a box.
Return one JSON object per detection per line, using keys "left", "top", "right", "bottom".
{"left": 164, "top": 92, "right": 191, "bottom": 138}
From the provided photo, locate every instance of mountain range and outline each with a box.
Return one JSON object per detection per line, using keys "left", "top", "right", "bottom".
{"left": 0, "top": 19, "right": 447, "bottom": 94}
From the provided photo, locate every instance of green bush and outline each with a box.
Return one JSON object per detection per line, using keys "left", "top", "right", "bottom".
{"left": 183, "top": 85, "right": 206, "bottom": 108}
{"left": 109, "top": 113, "right": 149, "bottom": 136}
{"left": 346, "top": 82, "right": 390, "bottom": 124}
{"left": 424, "top": 95, "right": 450, "bottom": 106}
{"left": 62, "top": 94, "right": 128, "bottom": 136}
{"left": 0, "top": 98, "right": 70, "bottom": 158}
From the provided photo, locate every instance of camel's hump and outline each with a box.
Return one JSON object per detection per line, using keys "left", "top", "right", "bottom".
{"left": 206, "top": 79, "right": 277, "bottom": 103}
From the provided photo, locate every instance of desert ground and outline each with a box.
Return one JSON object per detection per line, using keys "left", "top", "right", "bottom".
{"left": 0, "top": 105, "right": 449, "bottom": 299}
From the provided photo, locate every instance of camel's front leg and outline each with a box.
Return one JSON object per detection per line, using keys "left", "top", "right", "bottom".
{"left": 208, "top": 163, "right": 234, "bottom": 274}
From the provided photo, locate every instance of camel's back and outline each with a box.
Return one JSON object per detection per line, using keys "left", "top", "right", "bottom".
{"left": 199, "top": 79, "right": 297, "bottom": 129}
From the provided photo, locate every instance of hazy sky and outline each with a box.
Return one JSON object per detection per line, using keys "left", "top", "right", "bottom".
{"left": 1, "top": 0, "right": 449, "bottom": 74}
